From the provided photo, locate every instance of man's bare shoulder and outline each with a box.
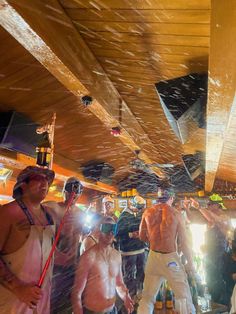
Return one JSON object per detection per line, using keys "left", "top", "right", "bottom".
{"left": 0, "top": 200, "right": 19, "bottom": 217}
{"left": 80, "top": 244, "right": 97, "bottom": 263}
{"left": 111, "top": 247, "right": 121, "bottom": 259}
{"left": 143, "top": 205, "right": 158, "bottom": 216}
{"left": 43, "top": 201, "right": 61, "bottom": 210}
{"left": 174, "top": 210, "right": 187, "bottom": 229}
{"left": 81, "top": 245, "right": 120, "bottom": 258}
{"left": 43, "top": 201, "right": 64, "bottom": 217}
{"left": 0, "top": 201, "right": 22, "bottom": 231}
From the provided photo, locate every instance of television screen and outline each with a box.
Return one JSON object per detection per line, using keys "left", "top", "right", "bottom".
{"left": 0, "top": 111, "right": 44, "bottom": 157}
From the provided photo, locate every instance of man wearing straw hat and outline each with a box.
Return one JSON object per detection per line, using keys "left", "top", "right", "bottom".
{"left": 0, "top": 166, "right": 55, "bottom": 314}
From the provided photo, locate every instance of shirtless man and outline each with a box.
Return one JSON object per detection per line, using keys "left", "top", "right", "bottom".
{"left": 80, "top": 213, "right": 103, "bottom": 255}
{"left": 72, "top": 217, "right": 134, "bottom": 314}
{"left": 137, "top": 189, "right": 196, "bottom": 314}
{"left": 0, "top": 166, "right": 55, "bottom": 314}
{"left": 45, "top": 177, "right": 84, "bottom": 314}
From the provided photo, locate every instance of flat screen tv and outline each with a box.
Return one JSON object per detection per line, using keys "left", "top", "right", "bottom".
{"left": 0, "top": 111, "right": 44, "bottom": 157}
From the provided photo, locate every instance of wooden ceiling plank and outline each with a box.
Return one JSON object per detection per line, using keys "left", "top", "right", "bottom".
{"left": 89, "top": 48, "right": 209, "bottom": 66}
{"left": 74, "top": 21, "right": 210, "bottom": 36}
{"left": 0, "top": 0, "right": 164, "bottom": 177}
{"left": 105, "top": 68, "right": 206, "bottom": 82}
{"left": 81, "top": 31, "right": 210, "bottom": 47}
{"left": 205, "top": 0, "right": 236, "bottom": 192}
{"left": 66, "top": 8, "right": 210, "bottom": 24}
{"left": 87, "top": 41, "right": 210, "bottom": 55}
{"left": 100, "top": 61, "right": 207, "bottom": 76}
{"left": 60, "top": 0, "right": 211, "bottom": 10}
{"left": 97, "top": 58, "right": 208, "bottom": 71}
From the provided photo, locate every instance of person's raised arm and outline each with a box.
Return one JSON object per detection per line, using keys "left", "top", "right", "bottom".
{"left": 182, "top": 197, "right": 194, "bottom": 222}
{"left": 72, "top": 252, "right": 92, "bottom": 314}
{"left": 190, "top": 199, "right": 232, "bottom": 237}
{"left": 189, "top": 198, "right": 215, "bottom": 224}
{"left": 116, "top": 254, "right": 134, "bottom": 314}
{"left": 139, "top": 213, "right": 148, "bottom": 242}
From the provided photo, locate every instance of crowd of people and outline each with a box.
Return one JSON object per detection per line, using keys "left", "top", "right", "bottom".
{"left": 0, "top": 165, "right": 236, "bottom": 314}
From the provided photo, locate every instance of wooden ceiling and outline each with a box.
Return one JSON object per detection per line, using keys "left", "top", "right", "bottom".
{"left": 61, "top": 0, "right": 210, "bottom": 161}
{"left": 0, "top": 0, "right": 235, "bottom": 194}
{"left": 0, "top": 25, "right": 134, "bottom": 179}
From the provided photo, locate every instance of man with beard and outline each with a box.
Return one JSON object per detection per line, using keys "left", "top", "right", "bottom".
{"left": 45, "top": 177, "right": 84, "bottom": 314}
{"left": 72, "top": 217, "right": 134, "bottom": 314}
{"left": 0, "top": 166, "right": 55, "bottom": 314}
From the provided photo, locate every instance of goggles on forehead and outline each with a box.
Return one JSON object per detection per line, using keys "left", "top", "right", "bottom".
{"left": 65, "top": 182, "right": 83, "bottom": 194}
{"left": 100, "top": 223, "right": 116, "bottom": 235}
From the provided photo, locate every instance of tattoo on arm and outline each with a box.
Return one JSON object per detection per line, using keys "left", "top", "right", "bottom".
{"left": 0, "top": 256, "right": 20, "bottom": 291}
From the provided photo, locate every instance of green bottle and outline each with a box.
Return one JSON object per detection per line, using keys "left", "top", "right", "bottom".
{"left": 155, "top": 290, "right": 163, "bottom": 310}
{"left": 165, "top": 286, "right": 174, "bottom": 309}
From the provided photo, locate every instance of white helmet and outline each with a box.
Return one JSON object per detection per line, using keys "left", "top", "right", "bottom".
{"left": 133, "top": 196, "right": 145, "bottom": 205}
{"left": 130, "top": 196, "right": 146, "bottom": 210}
{"left": 102, "top": 195, "right": 114, "bottom": 203}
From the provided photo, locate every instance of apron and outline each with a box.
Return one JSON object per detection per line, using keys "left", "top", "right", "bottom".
{"left": 0, "top": 200, "right": 55, "bottom": 314}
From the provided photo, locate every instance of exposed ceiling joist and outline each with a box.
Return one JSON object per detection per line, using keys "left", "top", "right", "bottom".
{"left": 205, "top": 0, "right": 236, "bottom": 191}
{"left": 0, "top": 0, "right": 164, "bottom": 177}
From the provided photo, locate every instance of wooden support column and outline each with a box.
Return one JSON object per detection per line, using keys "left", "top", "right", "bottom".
{"left": 205, "top": 0, "right": 236, "bottom": 191}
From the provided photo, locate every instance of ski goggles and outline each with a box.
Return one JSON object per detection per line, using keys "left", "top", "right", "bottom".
{"left": 100, "top": 223, "right": 117, "bottom": 235}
